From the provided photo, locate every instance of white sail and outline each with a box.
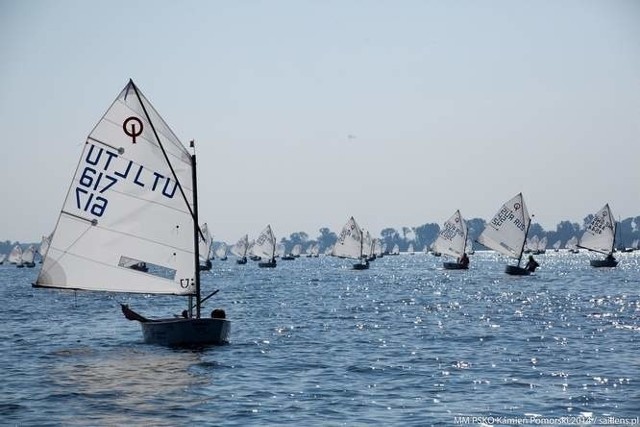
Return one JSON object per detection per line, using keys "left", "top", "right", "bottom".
{"left": 291, "top": 244, "right": 302, "bottom": 257}
{"left": 578, "top": 203, "right": 616, "bottom": 255}
{"left": 477, "top": 193, "right": 530, "bottom": 260}
{"left": 331, "top": 216, "right": 364, "bottom": 260}
{"left": 251, "top": 225, "right": 276, "bottom": 260}
{"left": 565, "top": 236, "right": 578, "bottom": 251}
{"left": 311, "top": 243, "right": 320, "bottom": 256}
{"left": 552, "top": 240, "right": 561, "bottom": 250}
{"left": 8, "top": 245, "right": 22, "bottom": 264}
{"left": 407, "top": 243, "right": 414, "bottom": 254}
{"left": 362, "top": 231, "right": 372, "bottom": 257}
{"left": 39, "top": 234, "right": 52, "bottom": 258}
{"left": 36, "top": 80, "right": 196, "bottom": 295}
{"left": 199, "top": 223, "right": 212, "bottom": 262}
{"left": 538, "top": 236, "right": 547, "bottom": 251}
{"left": 276, "top": 242, "right": 286, "bottom": 257}
{"left": 22, "top": 245, "right": 36, "bottom": 264}
{"left": 0, "top": 254, "right": 6, "bottom": 264}
{"left": 432, "top": 210, "right": 468, "bottom": 259}
{"left": 391, "top": 244, "right": 400, "bottom": 255}
{"left": 231, "top": 234, "right": 249, "bottom": 258}
{"left": 373, "top": 239, "right": 382, "bottom": 256}
{"left": 214, "top": 243, "right": 227, "bottom": 259}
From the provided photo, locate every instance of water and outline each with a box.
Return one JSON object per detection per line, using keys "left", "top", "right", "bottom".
{"left": 2, "top": 251, "right": 639, "bottom": 426}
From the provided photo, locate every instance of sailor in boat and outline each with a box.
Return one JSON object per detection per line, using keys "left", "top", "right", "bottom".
{"left": 458, "top": 253, "right": 470, "bottom": 268}
{"left": 525, "top": 255, "right": 539, "bottom": 273}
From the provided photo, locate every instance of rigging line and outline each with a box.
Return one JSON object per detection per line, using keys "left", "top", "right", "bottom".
{"left": 129, "top": 81, "right": 204, "bottom": 241}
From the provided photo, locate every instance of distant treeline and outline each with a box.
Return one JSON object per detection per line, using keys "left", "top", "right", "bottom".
{"left": 4, "top": 214, "right": 639, "bottom": 256}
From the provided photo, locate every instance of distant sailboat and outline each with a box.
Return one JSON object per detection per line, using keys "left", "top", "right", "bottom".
{"left": 8, "top": 245, "right": 22, "bottom": 265}
{"left": 552, "top": 239, "right": 561, "bottom": 252}
{"left": 39, "top": 234, "right": 52, "bottom": 263}
{"left": 477, "top": 193, "right": 536, "bottom": 275}
{"left": 565, "top": 236, "right": 579, "bottom": 253}
{"left": 34, "top": 80, "right": 230, "bottom": 346}
{"left": 22, "top": 245, "right": 36, "bottom": 268}
{"left": 252, "top": 225, "right": 277, "bottom": 268}
{"left": 215, "top": 243, "right": 228, "bottom": 261}
{"left": 198, "top": 223, "right": 213, "bottom": 270}
{"left": 332, "top": 216, "right": 369, "bottom": 269}
{"left": 390, "top": 244, "right": 400, "bottom": 255}
{"left": 577, "top": 203, "right": 618, "bottom": 267}
{"left": 231, "top": 234, "right": 249, "bottom": 264}
{"left": 432, "top": 210, "right": 469, "bottom": 270}
{"left": 407, "top": 243, "right": 415, "bottom": 255}
{"left": 0, "top": 254, "right": 5, "bottom": 265}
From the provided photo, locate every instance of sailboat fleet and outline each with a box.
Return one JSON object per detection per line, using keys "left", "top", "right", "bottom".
{"left": 3, "top": 80, "right": 629, "bottom": 347}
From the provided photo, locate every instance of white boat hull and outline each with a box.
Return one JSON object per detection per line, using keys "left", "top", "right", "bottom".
{"left": 141, "top": 318, "right": 230, "bottom": 347}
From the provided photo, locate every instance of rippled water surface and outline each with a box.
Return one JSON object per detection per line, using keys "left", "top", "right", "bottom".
{"left": 2, "top": 251, "right": 639, "bottom": 425}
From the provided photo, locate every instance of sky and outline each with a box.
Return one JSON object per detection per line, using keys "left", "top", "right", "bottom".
{"left": 1, "top": 0, "right": 639, "bottom": 244}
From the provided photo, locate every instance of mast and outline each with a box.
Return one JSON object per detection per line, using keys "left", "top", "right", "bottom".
{"left": 517, "top": 215, "right": 532, "bottom": 267}
{"left": 191, "top": 141, "right": 202, "bottom": 318}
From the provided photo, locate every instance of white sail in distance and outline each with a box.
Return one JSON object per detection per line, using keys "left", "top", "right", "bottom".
{"left": 252, "top": 225, "right": 276, "bottom": 260}
{"left": 199, "top": 223, "right": 212, "bottom": 263}
{"left": 432, "top": 210, "right": 468, "bottom": 259}
{"left": 477, "top": 193, "right": 530, "bottom": 259}
{"left": 39, "top": 234, "right": 52, "bottom": 258}
{"left": 36, "top": 80, "right": 197, "bottom": 295}
{"left": 332, "top": 216, "right": 364, "bottom": 260}
{"left": 8, "top": 245, "right": 22, "bottom": 264}
{"left": 22, "top": 245, "right": 36, "bottom": 264}
{"left": 231, "top": 234, "right": 249, "bottom": 258}
{"left": 578, "top": 204, "right": 616, "bottom": 255}
{"left": 214, "top": 243, "right": 228, "bottom": 259}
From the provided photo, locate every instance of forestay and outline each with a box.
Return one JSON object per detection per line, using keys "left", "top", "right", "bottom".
{"left": 477, "top": 193, "right": 530, "bottom": 259}
{"left": 332, "top": 216, "right": 363, "bottom": 260}
{"left": 35, "top": 81, "right": 196, "bottom": 295}
{"left": 432, "top": 210, "right": 468, "bottom": 259}
{"left": 578, "top": 204, "right": 616, "bottom": 255}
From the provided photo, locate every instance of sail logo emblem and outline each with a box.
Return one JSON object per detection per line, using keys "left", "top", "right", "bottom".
{"left": 123, "top": 117, "right": 143, "bottom": 143}
{"left": 513, "top": 203, "right": 521, "bottom": 211}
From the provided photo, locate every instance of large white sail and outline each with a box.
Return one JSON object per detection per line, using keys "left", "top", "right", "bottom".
{"left": 578, "top": 203, "right": 616, "bottom": 255}
{"left": 251, "top": 225, "right": 276, "bottom": 260}
{"left": 331, "top": 216, "right": 363, "bottom": 260}
{"left": 477, "top": 193, "right": 530, "bottom": 259}
{"left": 199, "top": 223, "right": 212, "bottom": 263}
{"left": 432, "top": 210, "right": 468, "bottom": 259}
{"left": 231, "top": 234, "right": 249, "bottom": 258}
{"left": 36, "top": 80, "right": 196, "bottom": 295}
{"left": 8, "top": 245, "right": 22, "bottom": 264}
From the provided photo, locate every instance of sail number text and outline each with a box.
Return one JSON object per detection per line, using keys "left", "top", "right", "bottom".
{"left": 74, "top": 143, "right": 178, "bottom": 218}
{"left": 492, "top": 207, "right": 526, "bottom": 231}
{"left": 439, "top": 222, "right": 463, "bottom": 240}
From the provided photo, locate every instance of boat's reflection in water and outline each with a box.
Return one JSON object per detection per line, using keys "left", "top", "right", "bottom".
{"left": 48, "top": 346, "right": 209, "bottom": 425}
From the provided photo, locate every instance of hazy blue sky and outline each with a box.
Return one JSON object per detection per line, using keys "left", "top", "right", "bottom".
{"left": 1, "top": 0, "right": 639, "bottom": 243}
